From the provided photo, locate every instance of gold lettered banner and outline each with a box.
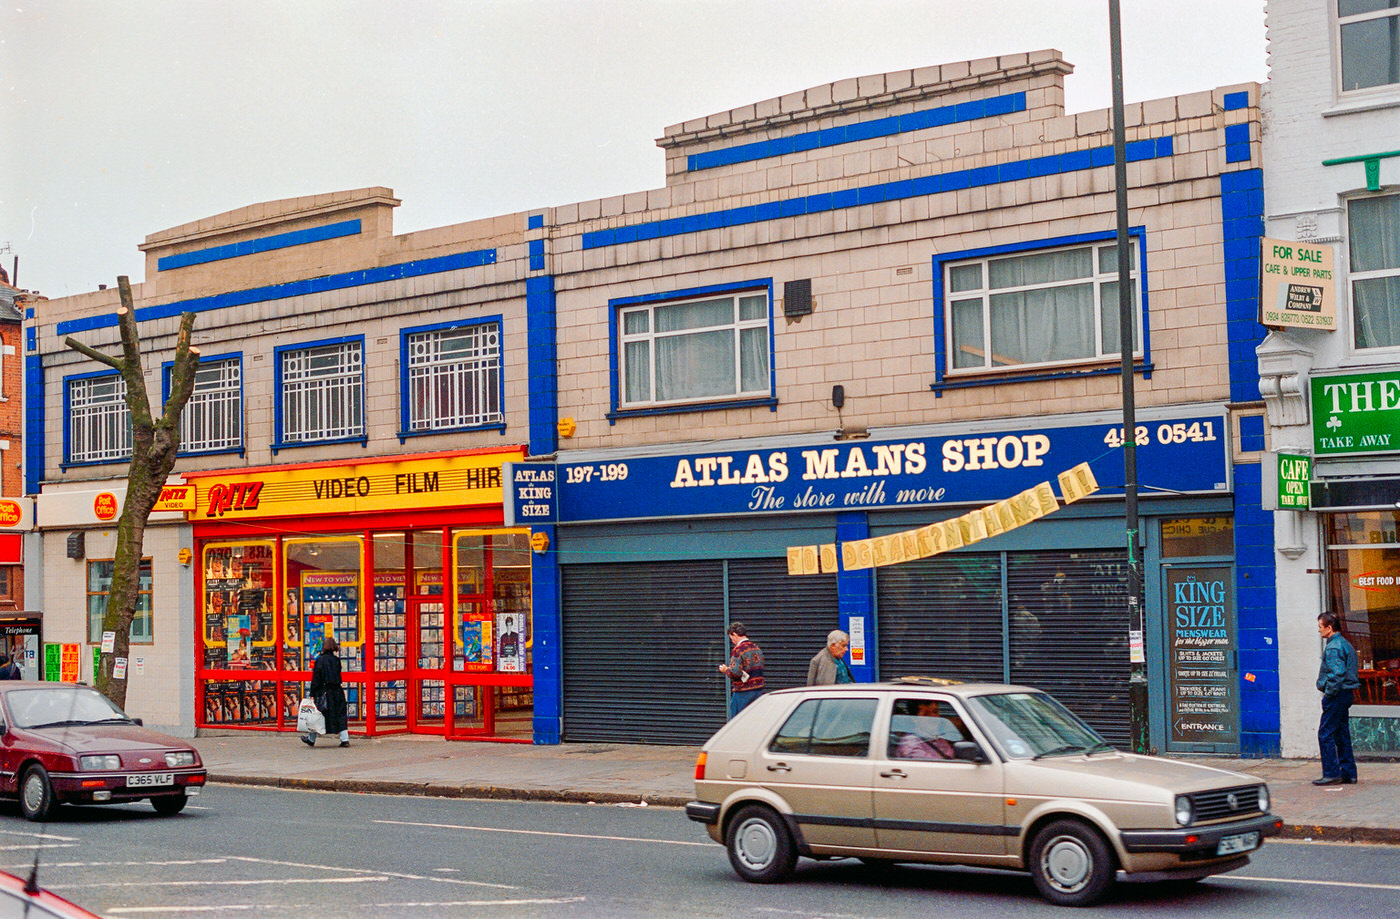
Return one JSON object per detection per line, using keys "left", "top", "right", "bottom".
{"left": 787, "top": 463, "right": 1097, "bottom": 574}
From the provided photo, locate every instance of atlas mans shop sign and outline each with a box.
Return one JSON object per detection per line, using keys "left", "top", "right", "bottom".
{"left": 555, "top": 413, "right": 1230, "bottom": 523}
{"left": 1312, "top": 370, "right": 1400, "bottom": 457}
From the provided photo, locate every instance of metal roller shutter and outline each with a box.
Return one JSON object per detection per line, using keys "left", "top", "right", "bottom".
{"left": 562, "top": 561, "right": 725, "bottom": 744}
{"left": 1007, "top": 549, "right": 1130, "bottom": 746}
{"left": 875, "top": 553, "right": 1004, "bottom": 683}
{"left": 726, "top": 558, "right": 839, "bottom": 692}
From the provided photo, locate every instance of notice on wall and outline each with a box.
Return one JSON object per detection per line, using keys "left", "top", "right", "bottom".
{"left": 848, "top": 617, "right": 866, "bottom": 667}
{"left": 1260, "top": 237, "right": 1335, "bottom": 331}
{"left": 1167, "top": 566, "right": 1238, "bottom": 746}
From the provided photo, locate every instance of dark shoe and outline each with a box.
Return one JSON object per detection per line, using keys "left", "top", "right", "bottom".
{"left": 301, "top": 734, "right": 315, "bottom": 748}
{"left": 1312, "top": 776, "right": 1343, "bottom": 785}
{"left": 339, "top": 741, "right": 349, "bottom": 747}
{"left": 1343, "top": 776, "right": 1357, "bottom": 784}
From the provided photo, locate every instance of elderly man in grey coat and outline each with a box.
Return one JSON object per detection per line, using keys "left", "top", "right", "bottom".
{"left": 807, "top": 629, "right": 854, "bottom": 685}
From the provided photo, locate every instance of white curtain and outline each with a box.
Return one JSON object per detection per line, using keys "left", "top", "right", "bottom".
{"left": 1350, "top": 195, "right": 1400, "bottom": 348}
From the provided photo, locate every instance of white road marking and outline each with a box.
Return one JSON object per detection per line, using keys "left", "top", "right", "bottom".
{"left": 227, "top": 855, "right": 516, "bottom": 889}
{"left": 1220, "top": 874, "right": 1400, "bottom": 893}
{"left": 59, "top": 876, "right": 390, "bottom": 889}
{"left": 373, "top": 897, "right": 586, "bottom": 908}
{"left": 0, "top": 830, "right": 80, "bottom": 841}
{"left": 376, "top": 818, "right": 712, "bottom": 847}
{"left": 108, "top": 908, "right": 256, "bottom": 915}
{"left": 4, "top": 859, "right": 228, "bottom": 869}
{"left": 0, "top": 844, "right": 77, "bottom": 851}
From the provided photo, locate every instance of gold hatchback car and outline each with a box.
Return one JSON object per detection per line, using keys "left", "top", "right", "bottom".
{"left": 686, "top": 681, "right": 1282, "bottom": 907}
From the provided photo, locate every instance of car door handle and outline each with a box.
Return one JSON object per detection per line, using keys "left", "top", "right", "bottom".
{"left": 767, "top": 763, "right": 791, "bottom": 772}
{"left": 879, "top": 769, "right": 908, "bottom": 779}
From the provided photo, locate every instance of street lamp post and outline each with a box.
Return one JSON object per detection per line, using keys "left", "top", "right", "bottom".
{"left": 1109, "top": 0, "right": 1150, "bottom": 754}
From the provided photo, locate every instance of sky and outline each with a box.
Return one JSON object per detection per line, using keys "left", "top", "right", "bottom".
{"left": 1, "top": 0, "right": 1267, "bottom": 299}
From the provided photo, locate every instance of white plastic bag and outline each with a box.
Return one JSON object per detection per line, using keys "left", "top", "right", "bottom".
{"left": 297, "top": 696, "right": 326, "bottom": 735}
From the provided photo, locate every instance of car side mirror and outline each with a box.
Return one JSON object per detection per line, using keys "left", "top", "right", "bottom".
{"left": 952, "top": 740, "right": 987, "bottom": 763}
{"left": 132, "top": 717, "right": 143, "bottom": 726}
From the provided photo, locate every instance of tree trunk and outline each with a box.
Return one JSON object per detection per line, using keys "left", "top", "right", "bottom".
{"left": 65, "top": 276, "right": 199, "bottom": 710}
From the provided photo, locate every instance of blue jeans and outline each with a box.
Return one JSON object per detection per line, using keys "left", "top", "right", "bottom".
{"left": 729, "top": 689, "right": 763, "bottom": 719}
{"left": 1318, "top": 689, "right": 1356, "bottom": 780}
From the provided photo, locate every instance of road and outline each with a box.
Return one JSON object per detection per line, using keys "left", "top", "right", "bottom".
{"left": 0, "top": 785, "right": 1397, "bottom": 917}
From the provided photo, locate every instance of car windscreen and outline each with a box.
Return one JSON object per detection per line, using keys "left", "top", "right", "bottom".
{"left": 965, "top": 691, "right": 1111, "bottom": 760}
{"left": 6, "top": 688, "right": 129, "bottom": 729}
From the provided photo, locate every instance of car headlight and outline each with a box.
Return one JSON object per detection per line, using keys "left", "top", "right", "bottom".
{"left": 165, "top": 751, "right": 196, "bottom": 768}
{"left": 1257, "top": 785, "right": 1270, "bottom": 813}
{"left": 80, "top": 755, "right": 121, "bottom": 771}
{"left": 1174, "top": 794, "right": 1194, "bottom": 826}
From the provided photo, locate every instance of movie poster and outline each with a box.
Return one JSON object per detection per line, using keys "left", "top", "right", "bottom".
{"left": 495, "top": 613, "right": 524, "bottom": 673}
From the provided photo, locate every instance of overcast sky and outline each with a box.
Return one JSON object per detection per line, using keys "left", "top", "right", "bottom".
{"left": 2, "top": 0, "right": 1267, "bottom": 299}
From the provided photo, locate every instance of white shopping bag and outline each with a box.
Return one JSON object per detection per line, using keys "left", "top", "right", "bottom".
{"left": 296, "top": 696, "right": 326, "bottom": 735}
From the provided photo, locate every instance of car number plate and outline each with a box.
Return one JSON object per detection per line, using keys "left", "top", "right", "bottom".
{"left": 126, "top": 773, "right": 175, "bottom": 788}
{"left": 1216, "top": 831, "right": 1259, "bottom": 855}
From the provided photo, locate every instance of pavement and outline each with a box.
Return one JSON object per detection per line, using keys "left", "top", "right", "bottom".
{"left": 191, "top": 731, "right": 1400, "bottom": 844}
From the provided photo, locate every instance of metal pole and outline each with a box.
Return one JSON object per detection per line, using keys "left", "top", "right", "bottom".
{"left": 1109, "top": 0, "right": 1149, "bottom": 755}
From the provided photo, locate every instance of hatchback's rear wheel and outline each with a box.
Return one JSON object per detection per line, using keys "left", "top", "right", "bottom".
{"left": 19, "top": 764, "right": 54, "bottom": 822}
{"left": 1030, "top": 819, "right": 1115, "bottom": 906}
{"left": 725, "top": 805, "right": 796, "bottom": 883}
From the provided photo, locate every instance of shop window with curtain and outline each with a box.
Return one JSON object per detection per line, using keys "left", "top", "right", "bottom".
{"left": 1349, "top": 194, "right": 1400, "bottom": 350}
{"left": 86, "top": 558, "right": 153, "bottom": 644}
{"left": 1326, "top": 511, "right": 1400, "bottom": 705}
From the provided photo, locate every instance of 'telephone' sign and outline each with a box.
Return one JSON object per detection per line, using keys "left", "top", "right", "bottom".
{"left": 1260, "top": 237, "right": 1336, "bottom": 331}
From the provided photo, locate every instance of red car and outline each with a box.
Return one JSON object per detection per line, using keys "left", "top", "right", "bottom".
{"left": 0, "top": 868, "right": 103, "bottom": 918}
{"left": 0, "top": 682, "right": 206, "bottom": 821}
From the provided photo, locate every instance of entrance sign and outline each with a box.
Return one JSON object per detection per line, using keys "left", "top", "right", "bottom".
{"left": 1260, "top": 237, "right": 1336, "bottom": 331}
{"left": 1166, "top": 566, "right": 1238, "bottom": 747}
{"left": 1312, "top": 370, "right": 1400, "bottom": 456}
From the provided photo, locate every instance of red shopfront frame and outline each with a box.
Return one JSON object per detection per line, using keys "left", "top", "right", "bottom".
{"left": 189, "top": 445, "right": 536, "bottom": 742}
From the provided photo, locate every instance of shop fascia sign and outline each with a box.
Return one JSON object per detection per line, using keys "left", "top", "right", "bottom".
{"left": 1259, "top": 237, "right": 1336, "bottom": 331}
{"left": 554, "top": 412, "right": 1230, "bottom": 523}
{"left": 182, "top": 447, "right": 524, "bottom": 521}
{"left": 1312, "top": 370, "right": 1400, "bottom": 456}
{"left": 502, "top": 462, "right": 556, "bottom": 526}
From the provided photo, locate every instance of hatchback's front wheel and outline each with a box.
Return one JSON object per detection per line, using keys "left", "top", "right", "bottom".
{"left": 19, "top": 764, "right": 54, "bottom": 823}
{"left": 725, "top": 805, "right": 796, "bottom": 883}
{"left": 1030, "top": 819, "right": 1115, "bottom": 907}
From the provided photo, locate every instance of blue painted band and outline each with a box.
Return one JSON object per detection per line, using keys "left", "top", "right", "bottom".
{"left": 528, "top": 214, "right": 545, "bottom": 230}
{"left": 1223, "top": 91, "right": 1250, "bottom": 111}
{"left": 57, "top": 248, "right": 498, "bottom": 336}
{"left": 687, "top": 92, "right": 1027, "bottom": 172}
{"left": 157, "top": 219, "right": 362, "bottom": 271}
{"left": 586, "top": 137, "right": 1174, "bottom": 250}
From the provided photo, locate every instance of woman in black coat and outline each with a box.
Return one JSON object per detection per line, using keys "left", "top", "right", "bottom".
{"left": 303, "top": 635, "right": 349, "bottom": 747}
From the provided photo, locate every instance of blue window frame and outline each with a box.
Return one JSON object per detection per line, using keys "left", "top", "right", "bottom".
{"left": 398, "top": 317, "right": 506, "bottom": 437}
{"left": 273, "top": 335, "right": 366, "bottom": 450}
{"left": 162, "top": 353, "right": 244, "bottom": 456}
{"left": 63, "top": 369, "right": 131, "bottom": 466}
{"left": 931, "top": 230, "right": 1152, "bottom": 393}
{"left": 609, "top": 280, "right": 777, "bottom": 421}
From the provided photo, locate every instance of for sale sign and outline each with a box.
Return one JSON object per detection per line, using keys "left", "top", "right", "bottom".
{"left": 1260, "top": 237, "right": 1336, "bottom": 331}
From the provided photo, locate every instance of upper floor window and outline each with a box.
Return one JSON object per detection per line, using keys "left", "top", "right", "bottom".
{"left": 276, "top": 338, "right": 364, "bottom": 445}
{"left": 402, "top": 320, "right": 502, "bottom": 432}
{"left": 1339, "top": 0, "right": 1400, "bottom": 92}
{"left": 944, "top": 241, "right": 1140, "bottom": 375}
{"left": 1350, "top": 193, "right": 1400, "bottom": 349}
{"left": 617, "top": 287, "right": 771, "bottom": 408}
{"left": 66, "top": 373, "right": 131, "bottom": 464}
{"left": 174, "top": 356, "right": 243, "bottom": 454}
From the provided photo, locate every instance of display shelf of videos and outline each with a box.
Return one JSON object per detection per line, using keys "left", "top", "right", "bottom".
{"left": 201, "top": 544, "right": 275, "bottom": 672}
{"left": 419, "top": 601, "right": 446, "bottom": 718}
{"left": 302, "top": 583, "right": 364, "bottom": 719}
{"left": 203, "top": 680, "right": 278, "bottom": 726}
{"left": 373, "top": 584, "right": 408, "bottom": 720}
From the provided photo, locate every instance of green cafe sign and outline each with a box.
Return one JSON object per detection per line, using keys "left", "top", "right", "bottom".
{"left": 1312, "top": 370, "right": 1400, "bottom": 456}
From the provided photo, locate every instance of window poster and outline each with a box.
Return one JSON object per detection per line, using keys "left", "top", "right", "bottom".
{"left": 459, "top": 617, "right": 493, "bottom": 671}
{"left": 1166, "top": 566, "right": 1238, "bottom": 747}
{"left": 226, "top": 613, "right": 252, "bottom": 666}
{"left": 496, "top": 613, "right": 524, "bottom": 673}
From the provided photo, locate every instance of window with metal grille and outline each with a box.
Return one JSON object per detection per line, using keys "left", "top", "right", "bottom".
{"left": 67, "top": 373, "right": 132, "bottom": 464}
{"left": 405, "top": 321, "right": 502, "bottom": 431}
{"left": 87, "top": 558, "right": 153, "bottom": 644}
{"left": 179, "top": 357, "right": 242, "bottom": 453}
{"left": 944, "top": 240, "right": 1141, "bottom": 375}
{"left": 617, "top": 288, "right": 771, "bottom": 408}
{"left": 278, "top": 339, "right": 364, "bottom": 443}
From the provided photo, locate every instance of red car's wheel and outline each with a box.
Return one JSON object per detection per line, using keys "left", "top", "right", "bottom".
{"left": 19, "top": 764, "right": 54, "bottom": 823}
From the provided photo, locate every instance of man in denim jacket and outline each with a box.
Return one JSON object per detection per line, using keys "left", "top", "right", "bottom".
{"left": 1314, "top": 612, "right": 1361, "bottom": 786}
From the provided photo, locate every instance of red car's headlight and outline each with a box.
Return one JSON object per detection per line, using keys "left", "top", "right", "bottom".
{"left": 164, "top": 751, "right": 197, "bottom": 768}
{"left": 79, "top": 755, "right": 121, "bottom": 771}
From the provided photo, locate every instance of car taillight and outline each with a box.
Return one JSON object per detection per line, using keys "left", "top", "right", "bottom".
{"left": 694, "top": 752, "right": 707, "bottom": 781}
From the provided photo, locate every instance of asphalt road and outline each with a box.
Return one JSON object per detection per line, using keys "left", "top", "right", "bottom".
{"left": 0, "top": 785, "right": 1397, "bottom": 918}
